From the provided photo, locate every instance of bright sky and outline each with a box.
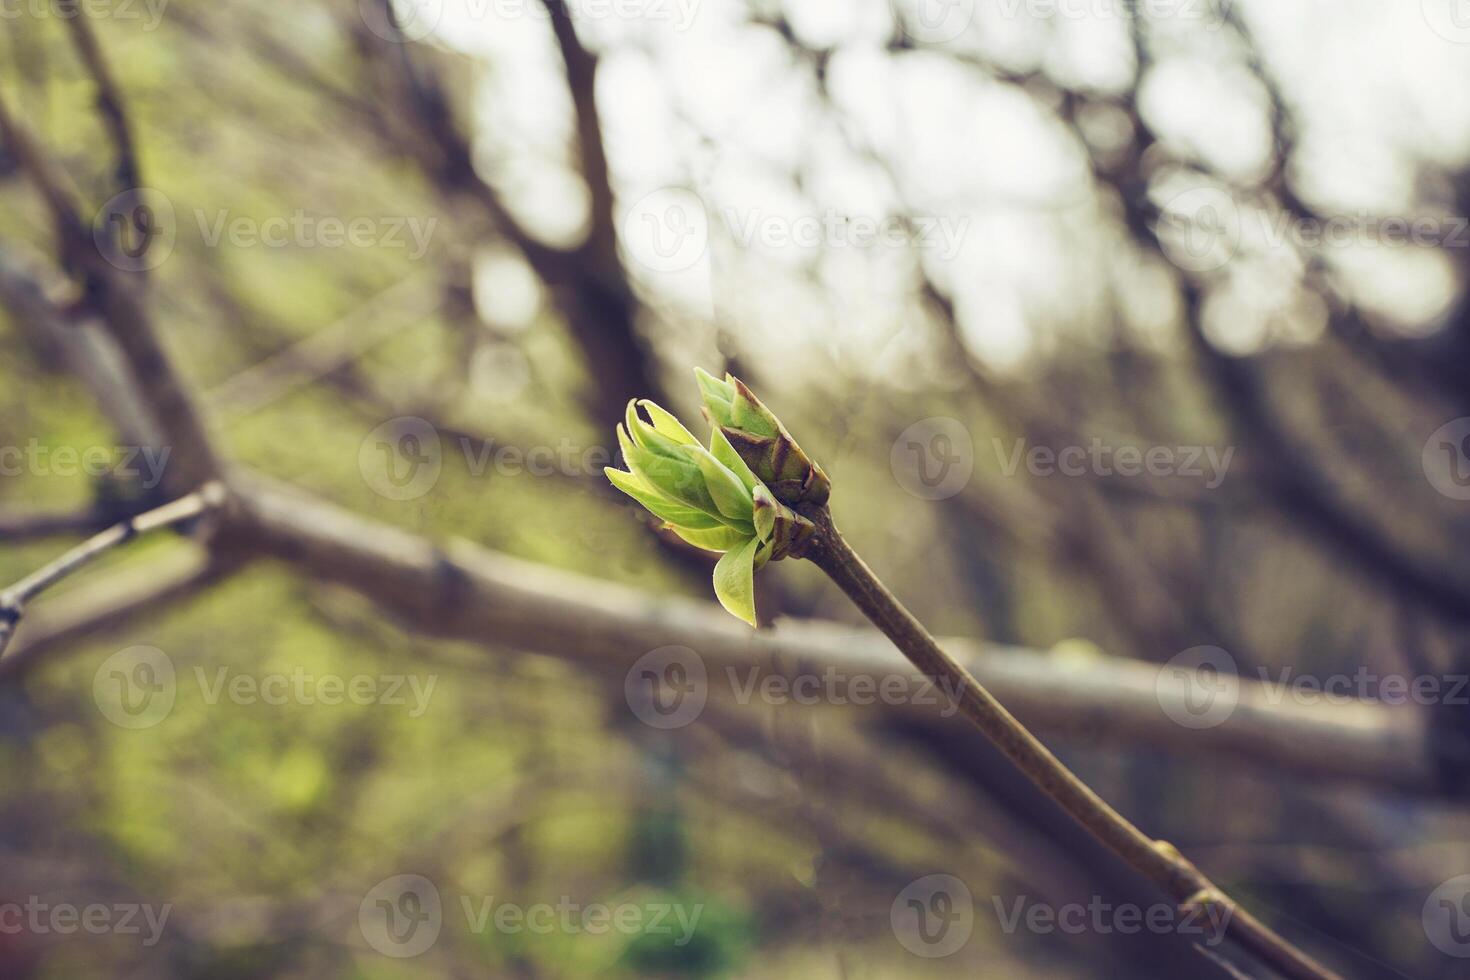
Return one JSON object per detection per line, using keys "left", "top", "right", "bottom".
{"left": 405, "top": 0, "right": 1470, "bottom": 370}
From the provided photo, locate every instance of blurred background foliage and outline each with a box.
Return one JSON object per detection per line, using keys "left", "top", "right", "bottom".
{"left": 2, "top": 0, "right": 1470, "bottom": 977}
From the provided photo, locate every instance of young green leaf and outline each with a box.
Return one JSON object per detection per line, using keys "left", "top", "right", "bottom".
{"left": 684, "top": 443, "right": 756, "bottom": 526}
{"left": 710, "top": 427, "right": 760, "bottom": 493}
{"left": 694, "top": 366, "right": 735, "bottom": 424}
{"left": 637, "top": 399, "right": 700, "bottom": 446}
{"left": 712, "top": 535, "right": 762, "bottom": 626}
{"left": 669, "top": 524, "right": 752, "bottom": 553}
{"left": 605, "top": 467, "right": 725, "bottom": 529}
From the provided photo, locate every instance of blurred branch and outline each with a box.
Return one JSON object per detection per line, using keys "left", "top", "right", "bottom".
{"left": 796, "top": 505, "right": 1335, "bottom": 980}
{"left": 0, "top": 482, "right": 225, "bottom": 658}
{"left": 0, "top": 545, "right": 233, "bottom": 681}
{"left": 0, "top": 504, "right": 126, "bottom": 542}
{"left": 351, "top": 0, "right": 666, "bottom": 430}
{"left": 62, "top": 12, "right": 143, "bottom": 199}
{"left": 226, "top": 471, "right": 1437, "bottom": 797}
{"left": 0, "top": 95, "right": 224, "bottom": 492}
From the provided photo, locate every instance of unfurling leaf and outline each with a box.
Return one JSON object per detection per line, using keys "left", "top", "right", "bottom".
{"left": 712, "top": 535, "right": 762, "bottom": 626}
{"left": 605, "top": 378, "right": 830, "bottom": 627}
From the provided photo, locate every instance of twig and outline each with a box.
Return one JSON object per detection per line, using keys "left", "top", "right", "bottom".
{"left": 0, "top": 505, "right": 121, "bottom": 542}
{"left": 795, "top": 505, "right": 1342, "bottom": 980}
{"left": 0, "top": 483, "right": 226, "bottom": 658}
{"left": 63, "top": 12, "right": 144, "bottom": 197}
{"left": 0, "top": 546, "right": 234, "bottom": 682}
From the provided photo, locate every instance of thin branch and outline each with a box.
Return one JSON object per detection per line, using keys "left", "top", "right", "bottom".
{"left": 0, "top": 546, "right": 234, "bottom": 681}
{"left": 0, "top": 95, "right": 225, "bottom": 492}
{"left": 0, "top": 505, "right": 121, "bottom": 542}
{"left": 63, "top": 12, "right": 143, "bottom": 197}
{"left": 796, "top": 505, "right": 1340, "bottom": 980}
{"left": 0, "top": 483, "right": 226, "bottom": 658}
{"left": 226, "top": 472, "right": 1437, "bottom": 796}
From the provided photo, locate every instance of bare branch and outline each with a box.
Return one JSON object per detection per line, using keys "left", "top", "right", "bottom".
{"left": 63, "top": 12, "right": 143, "bottom": 198}
{"left": 0, "top": 545, "right": 233, "bottom": 681}
{"left": 226, "top": 471, "right": 1437, "bottom": 797}
{"left": 0, "top": 95, "right": 224, "bottom": 492}
{"left": 0, "top": 483, "right": 226, "bottom": 658}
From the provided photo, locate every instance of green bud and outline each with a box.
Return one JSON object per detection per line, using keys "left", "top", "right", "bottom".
{"left": 693, "top": 367, "right": 830, "bottom": 507}
{"left": 607, "top": 380, "right": 830, "bottom": 628}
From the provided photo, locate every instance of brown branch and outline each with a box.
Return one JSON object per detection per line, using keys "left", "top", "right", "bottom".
{"left": 0, "top": 545, "right": 235, "bottom": 681}
{"left": 223, "top": 471, "right": 1436, "bottom": 796}
{"left": 0, "top": 482, "right": 226, "bottom": 658}
{"left": 0, "top": 504, "right": 127, "bottom": 542}
{"left": 0, "top": 96, "right": 224, "bottom": 492}
{"left": 63, "top": 12, "right": 143, "bottom": 197}
{"left": 796, "top": 505, "right": 1340, "bottom": 980}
